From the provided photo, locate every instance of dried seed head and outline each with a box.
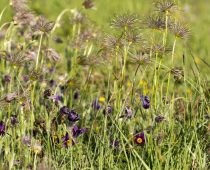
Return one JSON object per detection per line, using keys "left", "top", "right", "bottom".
{"left": 155, "top": 1, "right": 177, "bottom": 13}
{"left": 111, "top": 13, "right": 139, "bottom": 30}
{"left": 45, "top": 48, "right": 61, "bottom": 62}
{"left": 129, "top": 50, "right": 150, "bottom": 65}
{"left": 32, "top": 16, "right": 55, "bottom": 33}
{"left": 125, "top": 31, "right": 143, "bottom": 45}
{"left": 10, "top": 0, "right": 29, "bottom": 12}
{"left": 171, "top": 67, "right": 184, "bottom": 83}
{"left": 70, "top": 9, "right": 84, "bottom": 23}
{"left": 13, "top": 11, "right": 36, "bottom": 26}
{"left": 82, "top": 0, "right": 95, "bottom": 9}
{"left": 103, "top": 34, "right": 123, "bottom": 50}
{"left": 146, "top": 44, "right": 172, "bottom": 56}
{"left": 144, "top": 15, "right": 166, "bottom": 30}
{"left": 169, "top": 22, "right": 190, "bottom": 39}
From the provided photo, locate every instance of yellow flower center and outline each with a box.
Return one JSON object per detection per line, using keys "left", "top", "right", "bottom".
{"left": 137, "top": 137, "right": 143, "bottom": 144}
{"left": 66, "top": 139, "right": 72, "bottom": 146}
{"left": 99, "top": 97, "right": 105, "bottom": 102}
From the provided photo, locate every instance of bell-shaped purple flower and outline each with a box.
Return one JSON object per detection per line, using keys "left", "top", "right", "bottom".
{"left": 60, "top": 106, "right": 70, "bottom": 115}
{"left": 62, "top": 132, "right": 74, "bottom": 147}
{"left": 140, "top": 95, "right": 150, "bottom": 109}
{"left": 72, "top": 125, "right": 88, "bottom": 138}
{"left": 134, "top": 132, "right": 145, "bottom": 146}
{"left": 0, "top": 121, "right": 5, "bottom": 136}
{"left": 68, "top": 110, "right": 80, "bottom": 122}
{"left": 92, "top": 98, "right": 101, "bottom": 110}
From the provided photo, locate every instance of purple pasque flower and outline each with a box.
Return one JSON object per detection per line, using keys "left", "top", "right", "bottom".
{"left": 68, "top": 110, "right": 80, "bottom": 122}
{"left": 11, "top": 115, "right": 18, "bottom": 126}
{"left": 110, "top": 140, "right": 119, "bottom": 149}
{"left": 72, "top": 125, "right": 88, "bottom": 138}
{"left": 92, "top": 98, "right": 101, "bottom": 110}
{"left": 0, "top": 121, "right": 6, "bottom": 136}
{"left": 62, "top": 132, "right": 74, "bottom": 147}
{"left": 103, "top": 105, "right": 113, "bottom": 115}
{"left": 134, "top": 132, "right": 145, "bottom": 146}
{"left": 155, "top": 115, "right": 165, "bottom": 123}
{"left": 49, "top": 94, "right": 63, "bottom": 104}
{"left": 140, "top": 95, "right": 150, "bottom": 109}
{"left": 60, "top": 106, "right": 70, "bottom": 115}
{"left": 73, "top": 91, "right": 79, "bottom": 100}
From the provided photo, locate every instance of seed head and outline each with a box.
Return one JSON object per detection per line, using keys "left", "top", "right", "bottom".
{"left": 155, "top": 1, "right": 177, "bottom": 13}
{"left": 169, "top": 22, "right": 190, "bottom": 39}
{"left": 111, "top": 13, "right": 139, "bottom": 30}
{"left": 144, "top": 15, "right": 166, "bottom": 30}
{"left": 32, "top": 16, "right": 54, "bottom": 33}
{"left": 45, "top": 48, "right": 61, "bottom": 62}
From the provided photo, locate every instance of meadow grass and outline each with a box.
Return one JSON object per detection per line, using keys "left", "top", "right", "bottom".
{"left": 0, "top": 0, "right": 209, "bottom": 169}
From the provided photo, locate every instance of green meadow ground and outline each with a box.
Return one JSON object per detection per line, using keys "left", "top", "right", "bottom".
{"left": 0, "top": 0, "right": 209, "bottom": 169}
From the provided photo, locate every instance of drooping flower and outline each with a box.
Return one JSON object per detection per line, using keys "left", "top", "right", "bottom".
{"left": 68, "top": 110, "right": 80, "bottom": 122}
{"left": 62, "top": 132, "right": 74, "bottom": 147}
{"left": 11, "top": 115, "right": 18, "bottom": 126}
{"left": 60, "top": 106, "right": 70, "bottom": 115}
{"left": 134, "top": 132, "right": 145, "bottom": 146}
{"left": 0, "top": 121, "right": 5, "bottom": 136}
{"left": 73, "top": 91, "right": 79, "bottom": 100}
{"left": 140, "top": 95, "right": 150, "bottom": 109}
{"left": 155, "top": 115, "right": 165, "bottom": 123}
{"left": 110, "top": 140, "right": 119, "bottom": 149}
{"left": 92, "top": 98, "right": 101, "bottom": 110}
{"left": 72, "top": 125, "right": 88, "bottom": 138}
{"left": 103, "top": 105, "right": 113, "bottom": 115}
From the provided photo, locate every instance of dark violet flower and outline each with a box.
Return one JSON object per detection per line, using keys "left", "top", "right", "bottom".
{"left": 43, "top": 89, "right": 51, "bottom": 99}
{"left": 49, "top": 79, "right": 56, "bottom": 88}
{"left": 103, "top": 105, "right": 113, "bottom": 115}
{"left": 60, "top": 106, "right": 70, "bottom": 115}
{"left": 49, "top": 94, "right": 63, "bottom": 104}
{"left": 62, "top": 132, "right": 74, "bottom": 147}
{"left": 125, "top": 106, "right": 133, "bottom": 118}
{"left": 155, "top": 115, "right": 165, "bottom": 123}
{"left": 3, "top": 74, "right": 11, "bottom": 83}
{"left": 73, "top": 91, "right": 79, "bottom": 100}
{"left": 72, "top": 125, "right": 88, "bottom": 138}
{"left": 68, "top": 110, "right": 80, "bottom": 122}
{"left": 134, "top": 132, "right": 145, "bottom": 146}
{"left": 92, "top": 98, "right": 101, "bottom": 110}
{"left": 11, "top": 115, "right": 18, "bottom": 126}
{"left": 110, "top": 140, "right": 119, "bottom": 149}
{"left": 140, "top": 95, "right": 150, "bottom": 109}
{"left": 0, "top": 121, "right": 6, "bottom": 136}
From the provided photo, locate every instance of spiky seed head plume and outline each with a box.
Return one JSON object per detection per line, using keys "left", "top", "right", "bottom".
{"left": 143, "top": 15, "right": 166, "bottom": 30}
{"left": 155, "top": 0, "right": 177, "bottom": 13}
{"left": 111, "top": 13, "right": 139, "bottom": 30}
{"left": 169, "top": 22, "right": 190, "bottom": 39}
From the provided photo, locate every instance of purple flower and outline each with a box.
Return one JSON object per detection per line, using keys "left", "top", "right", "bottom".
{"left": 3, "top": 74, "right": 11, "bottom": 83}
{"left": 73, "top": 91, "right": 79, "bottom": 100}
{"left": 68, "top": 110, "right": 80, "bottom": 122}
{"left": 92, "top": 98, "right": 101, "bottom": 110}
{"left": 49, "top": 79, "right": 56, "bottom": 88}
{"left": 103, "top": 105, "right": 113, "bottom": 115}
{"left": 60, "top": 106, "right": 70, "bottom": 115}
{"left": 134, "top": 132, "right": 145, "bottom": 146}
{"left": 155, "top": 115, "right": 165, "bottom": 123}
{"left": 140, "top": 95, "right": 150, "bottom": 109}
{"left": 0, "top": 121, "right": 5, "bottom": 136}
{"left": 62, "top": 132, "right": 74, "bottom": 147}
{"left": 110, "top": 140, "right": 119, "bottom": 149}
{"left": 49, "top": 94, "right": 63, "bottom": 104}
{"left": 72, "top": 125, "right": 88, "bottom": 138}
{"left": 11, "top": 115, "right": 18, "bottom": 126}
